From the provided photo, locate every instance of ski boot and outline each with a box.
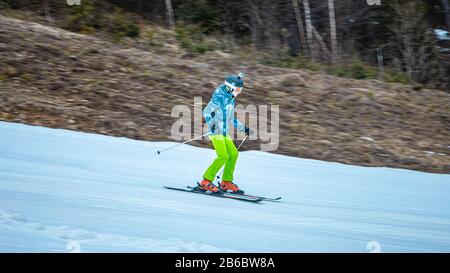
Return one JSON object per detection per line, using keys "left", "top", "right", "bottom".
{"left": 220, "top": 181, "right": 244, "bottom": 194}
{"left": 199, "top": 179, "right": 220, "bottom": 193}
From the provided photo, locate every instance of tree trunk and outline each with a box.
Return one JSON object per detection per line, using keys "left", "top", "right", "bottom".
{"left": 249, "top": 1, "right": 262, "bottom": 51}
{"left": 377, "top": 48, "right": 384, "bottom": 80}
{"left": 312, "top": 25, "right": 331, "bottom": 58}
{"left": 44, "top": 0, "right": 52, "bottom": 23}
{"left": 165, "top": 0, "right": 175, "bottom": 30}
{"left": 291, "top": 0, "right": 308, "bottom": 55}
{"left": 303, "top": 0, "right": 315, "bottom": 59}
{"left": 137, "top": 0, "right": 142, "bottom": 13}
{"left": 328, "top": 0, "right": 338, "bottom": 61}
{"left": 442, "top": 0, "right": 450, "bottom": 31}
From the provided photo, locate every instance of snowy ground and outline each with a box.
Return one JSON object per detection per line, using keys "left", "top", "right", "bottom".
{"left": 0, "top": 121, "right": 449, "bottom": 252}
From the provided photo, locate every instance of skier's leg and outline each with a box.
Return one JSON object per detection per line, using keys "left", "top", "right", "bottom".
{"left": 203, "top": 135, "right": 229, "bottom": 181}
{"left": 222, "top": 135, "right": 238, "bottom": 182}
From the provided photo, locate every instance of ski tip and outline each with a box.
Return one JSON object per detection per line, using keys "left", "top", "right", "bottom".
{"left": 263, "top": 197, "right": 282, "bottom": 202}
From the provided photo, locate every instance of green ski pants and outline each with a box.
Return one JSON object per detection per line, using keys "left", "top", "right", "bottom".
{"left": 203, "top": 135, "right": 238, "bottom": 182}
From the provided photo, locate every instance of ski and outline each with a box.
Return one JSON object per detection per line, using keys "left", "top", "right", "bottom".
{"left": 186, "top": 186, "right": 282, "bottom": 202}
{"left": 239, "top": 194, "right": 281, "bottom": 202}
{"left": 164, "top": 186, "right": 263, "bottom": 203}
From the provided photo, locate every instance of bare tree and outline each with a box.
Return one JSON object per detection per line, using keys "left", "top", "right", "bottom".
{"left": 376, "top": 48, "right": 384, "bottom": 79}
{"left": 137, "top": 0, "right": 143, "bottom": 13}
{"left": 303, "top": 0, "right": 315, "bottom": 58}
{"left": 165, "top": 0, "right": 175, "bottom": 30}
{"left": 388, "top": 1, "right": 443, "bottom": 84}
{"left": 263, "top": 0, "right": 281, "bottom": 54}
{"left": 43, "top": 0, "right": 52, "bottom": 23}
{"left": 442, "top": 0, "right": 450, "bottom": 31}
{"left": 248, "top": 1, "right": 263, "bottom": 51}
{"left": 328, "top": 0, "right": 338, "bottom": 61}
{"left": 291, "top": 0, "right": 308, "bottom": 55}
{"left": 312, "top": 25, "right": 331, "bottom": 59}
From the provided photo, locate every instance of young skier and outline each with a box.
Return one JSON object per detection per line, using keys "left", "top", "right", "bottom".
{"left": 199, "top": 72, "right": 251, "bottom": 194}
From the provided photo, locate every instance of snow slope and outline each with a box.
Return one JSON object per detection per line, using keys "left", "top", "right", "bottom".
{"left": 0, "top": 121, "right": 449, "bottom": 252}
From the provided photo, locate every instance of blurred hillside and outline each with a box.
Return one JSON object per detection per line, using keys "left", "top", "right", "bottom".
{"left": 0, "top": 2, "right": 449, "bottom": 173}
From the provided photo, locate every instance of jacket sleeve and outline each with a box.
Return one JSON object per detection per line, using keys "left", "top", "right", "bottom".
{"left": 232, "top": 108, "right": 246, "bottom": 132}
{"left": 203, "top": 92, "right": 221, "bottom": 126}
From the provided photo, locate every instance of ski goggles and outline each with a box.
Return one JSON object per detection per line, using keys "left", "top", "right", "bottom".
{"left": 231, "top": 86, "right": 243, "bottom": 97}
{"left": 225, "top": 82, "right": 243, "bottom": 97}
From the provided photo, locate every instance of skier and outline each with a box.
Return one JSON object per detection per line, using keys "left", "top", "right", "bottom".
{"left": 199, "top": 72, "right": 251, "bottom": 194}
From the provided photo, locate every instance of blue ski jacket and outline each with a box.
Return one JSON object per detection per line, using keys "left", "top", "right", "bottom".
{"left": 203, "top": 85, "right": 246, "bottom": 136}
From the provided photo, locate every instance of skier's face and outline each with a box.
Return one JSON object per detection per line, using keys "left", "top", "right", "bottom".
{"left": 232, "top": 87, "right": 243, "bottom": 97}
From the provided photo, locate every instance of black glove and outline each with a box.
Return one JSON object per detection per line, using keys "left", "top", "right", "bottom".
{"left": 244, "top": 126, "right": 251, "bottom": 136}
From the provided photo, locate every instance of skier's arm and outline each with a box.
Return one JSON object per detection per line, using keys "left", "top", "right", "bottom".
{"left": 233, "top": 115, "right": 246, "bottom": 132}
{"left": 203, "top": 96, "right": 220, "bottom": 126}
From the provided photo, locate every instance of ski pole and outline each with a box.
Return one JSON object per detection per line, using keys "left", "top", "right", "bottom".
{"left": 215, "top": 135, "right": 248, "bottom": 182}
{"left": 236, "top": 134, "right": 249, "bottom": 150}
{"left": 156, "top": 132, "right": 212, "bottom": 155}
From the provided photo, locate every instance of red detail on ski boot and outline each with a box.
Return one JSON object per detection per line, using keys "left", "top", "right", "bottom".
{"left": 220, "top": 181, "right": 242, "bottom": 193}
{"left": 200, "top": 179, "right": 219, "bottom": 193}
